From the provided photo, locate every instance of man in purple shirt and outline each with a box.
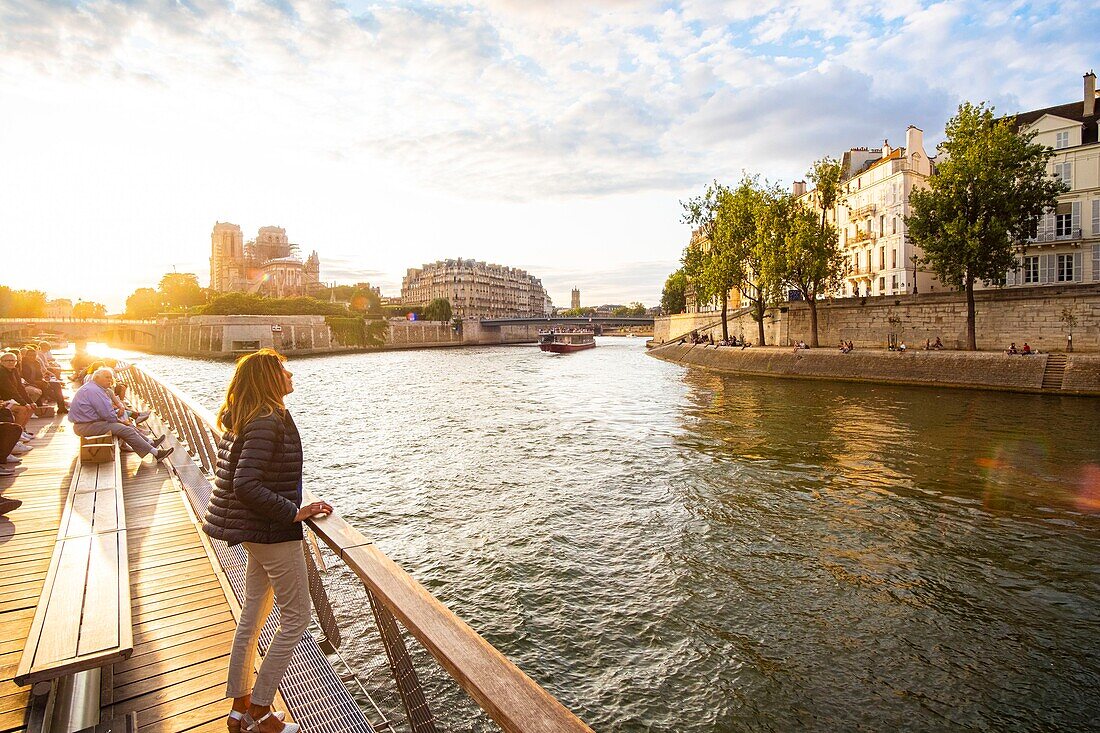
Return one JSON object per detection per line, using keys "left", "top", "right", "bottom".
{"left": 68, "top": 368, "right": 173, "bottom": 461}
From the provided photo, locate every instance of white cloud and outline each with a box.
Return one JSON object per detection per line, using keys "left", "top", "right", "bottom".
{"left": 0, "top": 0, "right": 1094, "bottom": 309}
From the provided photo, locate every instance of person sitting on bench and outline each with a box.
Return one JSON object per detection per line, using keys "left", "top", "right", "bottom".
{"left": 68, "top": 368, "right": 172, "bottom": 462}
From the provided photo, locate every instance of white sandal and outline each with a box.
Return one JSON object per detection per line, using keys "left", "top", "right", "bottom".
{"left": 228, "top": 710, "right": 283, "bottom": 729}
{"left": 242, "top": 711, "right": 296, "bottom": 733}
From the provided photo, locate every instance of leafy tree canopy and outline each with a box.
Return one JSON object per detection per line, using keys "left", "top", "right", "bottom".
{"left": 907, "top": 101, "right": 1066, "bottom": 348}
{"left": 201, "top": 292, "right": 349, "bottom": 315}
{"left": 422, "top": 298, "right": 453, "bottom": 322}
{"left": 661, "top": 269, "right": 688, "bottom": 315}
{"left": 158, "top": 272, "right": 207, "bottom": 309}
{"left": 72, "top": 301, "right": 108, "bottom": 319}
{"left": 125, "top": 288, "right": 163, "bottom": 319}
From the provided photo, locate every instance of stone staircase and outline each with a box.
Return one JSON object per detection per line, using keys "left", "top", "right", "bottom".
{"left": 1041, "top": 353, "right": 1068, "bottom": 390}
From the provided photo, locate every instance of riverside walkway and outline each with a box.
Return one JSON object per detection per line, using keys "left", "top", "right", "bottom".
{"left": 0, "top": 366, "right": 592, "bottom": 733}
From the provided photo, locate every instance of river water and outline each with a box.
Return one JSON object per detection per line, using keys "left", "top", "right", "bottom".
{"left": 116, "top": 339, "right": 1098, "bottom": 731}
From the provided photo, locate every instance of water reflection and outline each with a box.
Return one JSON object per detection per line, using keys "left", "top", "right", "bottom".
{"left": 92, "top": 340, "right": 1099, "bottom": 731}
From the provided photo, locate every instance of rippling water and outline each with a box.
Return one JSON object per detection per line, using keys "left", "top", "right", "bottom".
{"left": 113, "top": 339, "right": 1099, "bottom": 731}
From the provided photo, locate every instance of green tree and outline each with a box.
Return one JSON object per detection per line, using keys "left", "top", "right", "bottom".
{"left": 350, "top": 288, "right": 383, "bottom": 315}
{"left": 807, "top": 156, "right": 844, "bottom": 234}
{"left": 767, "top": 191, "right": 845, "bottom": 347}
{"left": 0, "top": 288, "right": 47, "bottom": 317}
{"left": 125, "top": 288, "right": 163, "bottom": 319}
{"left": 72, "top": 301, "right": 107, "bottom": 319}
{"left": 560, "top": 307, "right": 596, "bottom": 317}
{"left": 660, "top": 269, "right": 687, "bottom": 314}
{"left": 682, "top": 181, "right": 732, "bottom": 338}
{"left": 422, "top": 298, "right": 452, "bottom": 322}
{"left": 907, "top": 101, "right": 1066, "bottom": 350}
{"left": 158, "top": 272, "right": 207, "bottom": 310}
{"left": 202, "top": 292, "right": 349, "bottom": 316}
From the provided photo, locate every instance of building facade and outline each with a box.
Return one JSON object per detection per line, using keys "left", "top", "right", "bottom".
{"left": 209, "top": 223, "right": 322, "bottom": 298}
{"left": 401, "top": 259, "right": 552, "bottom": 318}
{"left": 798, "top": 125, "right": 943, "bottom": 298}
{"left": 1004, "top": 71, "right": 1100, "bottom": 288}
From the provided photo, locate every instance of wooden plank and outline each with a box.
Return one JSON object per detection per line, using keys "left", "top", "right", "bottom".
{"left": 25, "top": 535, "right": 89, "bottom": 674}
{"left": 113, "top": 652, "right": 229, "bottom": 701}
{"left": 64, "top": 491, "right": 95, "bottom": 537}
{"left": 92, "top": 489, "right": 120, "bottom": 536}
{"left": 117, "top": 668, "right": 226, "bottom": 713}
{"left": 73, "top": 462, "right": 99, "bottom": 493}
{"left": 76, "top": 533, "right": 122, "bottom": 657}
{"left": 114, "top": 629, "right": 236, "bottom": 683}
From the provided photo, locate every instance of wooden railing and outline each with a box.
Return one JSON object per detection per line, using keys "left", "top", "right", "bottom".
{"left": 118, "top": 364, "right": 593, "bottom": 733}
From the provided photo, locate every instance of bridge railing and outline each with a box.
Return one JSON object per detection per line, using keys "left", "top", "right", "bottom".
{"left": 117, "top": 363, "right": 592, "bottom": 733}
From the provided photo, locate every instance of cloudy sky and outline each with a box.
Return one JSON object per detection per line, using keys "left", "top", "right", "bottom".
{"left": 1, "top": 0, "right": 1094, "bottom": 310}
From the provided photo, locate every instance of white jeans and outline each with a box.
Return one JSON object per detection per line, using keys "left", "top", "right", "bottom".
{"left": 225, "top": 540, "right": 311, "bottom": 706}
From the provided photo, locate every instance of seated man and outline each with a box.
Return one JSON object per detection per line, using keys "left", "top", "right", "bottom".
{"left": 933, "top": 337, "right": 944, "bottom": 349}
{"left": 1021, "top": 342, "right": 1032, "bottom": 355}
{"left": 68, "top": 368, "right": 172, "bottom": 462}
{"left": 1006, "top": 342, "right": 1018, "bottom": 355}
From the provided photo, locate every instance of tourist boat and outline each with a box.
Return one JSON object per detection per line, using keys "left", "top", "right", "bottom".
{"left": 538, "top": 330, "right": 596, "bottom": 353}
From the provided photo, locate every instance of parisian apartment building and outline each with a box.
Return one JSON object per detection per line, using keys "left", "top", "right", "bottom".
{"left": 401, "top": 259, "right": 553, "bottom": 319}
{"left": 798, "top": 124, "right": 944, "bottom": 298}
{"left": 684, "top": 70, "right": 1100, "bottom": 314}
{"left": 1003, "top": 71, "right": 1100, "bottom": 287}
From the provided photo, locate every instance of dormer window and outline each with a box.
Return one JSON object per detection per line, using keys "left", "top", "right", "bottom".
{"left": 1055, "top": 131, "right": 1070, "bottom": 149}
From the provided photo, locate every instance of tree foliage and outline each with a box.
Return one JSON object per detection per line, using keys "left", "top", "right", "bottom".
{"left": 0, "top": 287, "right": 47, "bottom": 317}
{"left": 201, "top": 292, "right": 350, "bottom": 315}
{"left": 72, "top": 301, "right": 107, "bottom": 319}
{"left": 422, "top": 298, "right": 453, "bottom": 322}
{"left": 765, "top": 189, "right": 845, "bottom": 346}
{"left": 907, "top": 101, "right": 1066, "bottom": 349}
{"left": 158, "top": 272, "right": 207, "bottom": 310}
{"left": 660, "top": 269, "right": 688, "bottom": 315}
{"left": 125, "top": 288, "right": 163, "bottom": 319}
{"left": 611, "top": 302, "right": 647, "bottom": 317}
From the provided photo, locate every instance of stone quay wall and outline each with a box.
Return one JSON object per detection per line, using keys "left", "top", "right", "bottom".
{"left": 153, "top": 315, "right": 544, "bottom": 357}
{"left": 156, "top": 315, "right": 342, "bottom": 357}
{"left": 654, "top": 285, "right": 1100, "bottom": 352}
{"left": 648, "top": 342, "right": 1100, "bottom": 396}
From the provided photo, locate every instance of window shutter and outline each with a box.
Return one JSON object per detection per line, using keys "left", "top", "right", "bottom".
{"left": 1005, "top": 265, "right": 1016, "bottom": 286}
{"left": 1066, "top": 162, "right": 1073, "bottom": 187}
{"left": 1040, "top": 253, "right": 1054, "bottom": 283}
{"left": 1093, "top": 244, "right": 1100, "bottom": 282}
{"left": 1074, "top": 251, "right": 1084, "bottom": 282}
{"left": 1071, "top": 201, "right": 1081, "bottom": 235}
{"left": 1037, "top": 211, "right": 1052, "bottom": 240}
{"left": 1093, "top": 200, "right": 1099, "bottom": 234}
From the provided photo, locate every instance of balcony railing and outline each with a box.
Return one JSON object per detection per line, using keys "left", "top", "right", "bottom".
{"left": 849, "top": 204, "right": 877, "bottom": 219}
{"left": 851, "top": 230, "right": 877, "bottom": 244}
{"left": 118, "top": 364, "right": 593, "bottom": 733}
{"left": 1026, "top": 228, "right": 1083, "bottom": 243}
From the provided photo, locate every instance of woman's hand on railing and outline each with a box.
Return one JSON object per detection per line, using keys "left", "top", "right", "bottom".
{"left": 295, "top": 500, "right": 333, "bottom": 522}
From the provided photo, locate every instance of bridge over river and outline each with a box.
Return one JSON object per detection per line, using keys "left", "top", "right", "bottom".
{"left": 0, "top": 316, "right": 654, "bottom": 357}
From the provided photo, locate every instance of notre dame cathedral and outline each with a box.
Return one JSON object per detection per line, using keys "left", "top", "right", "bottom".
{"left": 209, "top": 222, "right": 322, "bottom": 297}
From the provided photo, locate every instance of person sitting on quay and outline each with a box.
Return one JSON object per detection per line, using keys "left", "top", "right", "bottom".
{"left": 1021, "top": 342, "right": 1033, "bottom": 355}
{"left": 932, "top": 337, "right": 944, "bottom": 350}
{"left": 1006, "top": 342, "right": 1019, "bottom": 355}
{"left": 68, "top": 367, "right": 172, "bottom": 462}
{"left": 898, "top": 341, "right": 907, "bottom": 352}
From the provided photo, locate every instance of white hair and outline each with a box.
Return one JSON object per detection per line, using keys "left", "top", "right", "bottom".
{"left": 92, "top": 367, "right": 116, "bottom": 380}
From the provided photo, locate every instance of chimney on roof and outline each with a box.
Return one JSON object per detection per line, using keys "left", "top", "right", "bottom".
{"left": 881, "top": 140, "right": 891, "bottom": 158}
{"left": 1085, "top": 70, "right": 1096, "bottom": 117}
{"left": 792, "top": 180, "right": 806, "bottom": 197}
{"left": 905, "top": 125, "right": 924, "bottom": 157}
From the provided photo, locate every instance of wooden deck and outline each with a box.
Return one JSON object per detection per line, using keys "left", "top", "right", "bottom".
{"left": 0, "top": 415, "right": 259, "bottom": 733}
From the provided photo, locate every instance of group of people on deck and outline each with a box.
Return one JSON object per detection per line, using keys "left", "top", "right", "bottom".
{"left": 2, "top": 343, "right": 329, "bottom": 733}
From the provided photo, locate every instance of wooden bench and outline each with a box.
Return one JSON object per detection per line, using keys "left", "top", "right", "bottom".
{"left": 15, "top": 437, "right": 133, "bottom": 686}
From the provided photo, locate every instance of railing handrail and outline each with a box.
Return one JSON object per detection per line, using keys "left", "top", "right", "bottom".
{"left": 126, "top": 364, "right": 593, "bottom": 733}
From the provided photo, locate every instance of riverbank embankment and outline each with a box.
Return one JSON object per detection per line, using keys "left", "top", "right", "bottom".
{"left": 648, "top": 342, "right": 1100, "bottom": 396}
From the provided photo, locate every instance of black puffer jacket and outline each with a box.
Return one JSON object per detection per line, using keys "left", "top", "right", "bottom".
{"left": 202, "top": 410, "right": 304, "bottom": 546}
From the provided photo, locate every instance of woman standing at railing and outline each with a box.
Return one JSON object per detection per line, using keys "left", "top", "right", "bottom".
{"left": 202, "top": 349, "right": 333, "bottom": 733}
